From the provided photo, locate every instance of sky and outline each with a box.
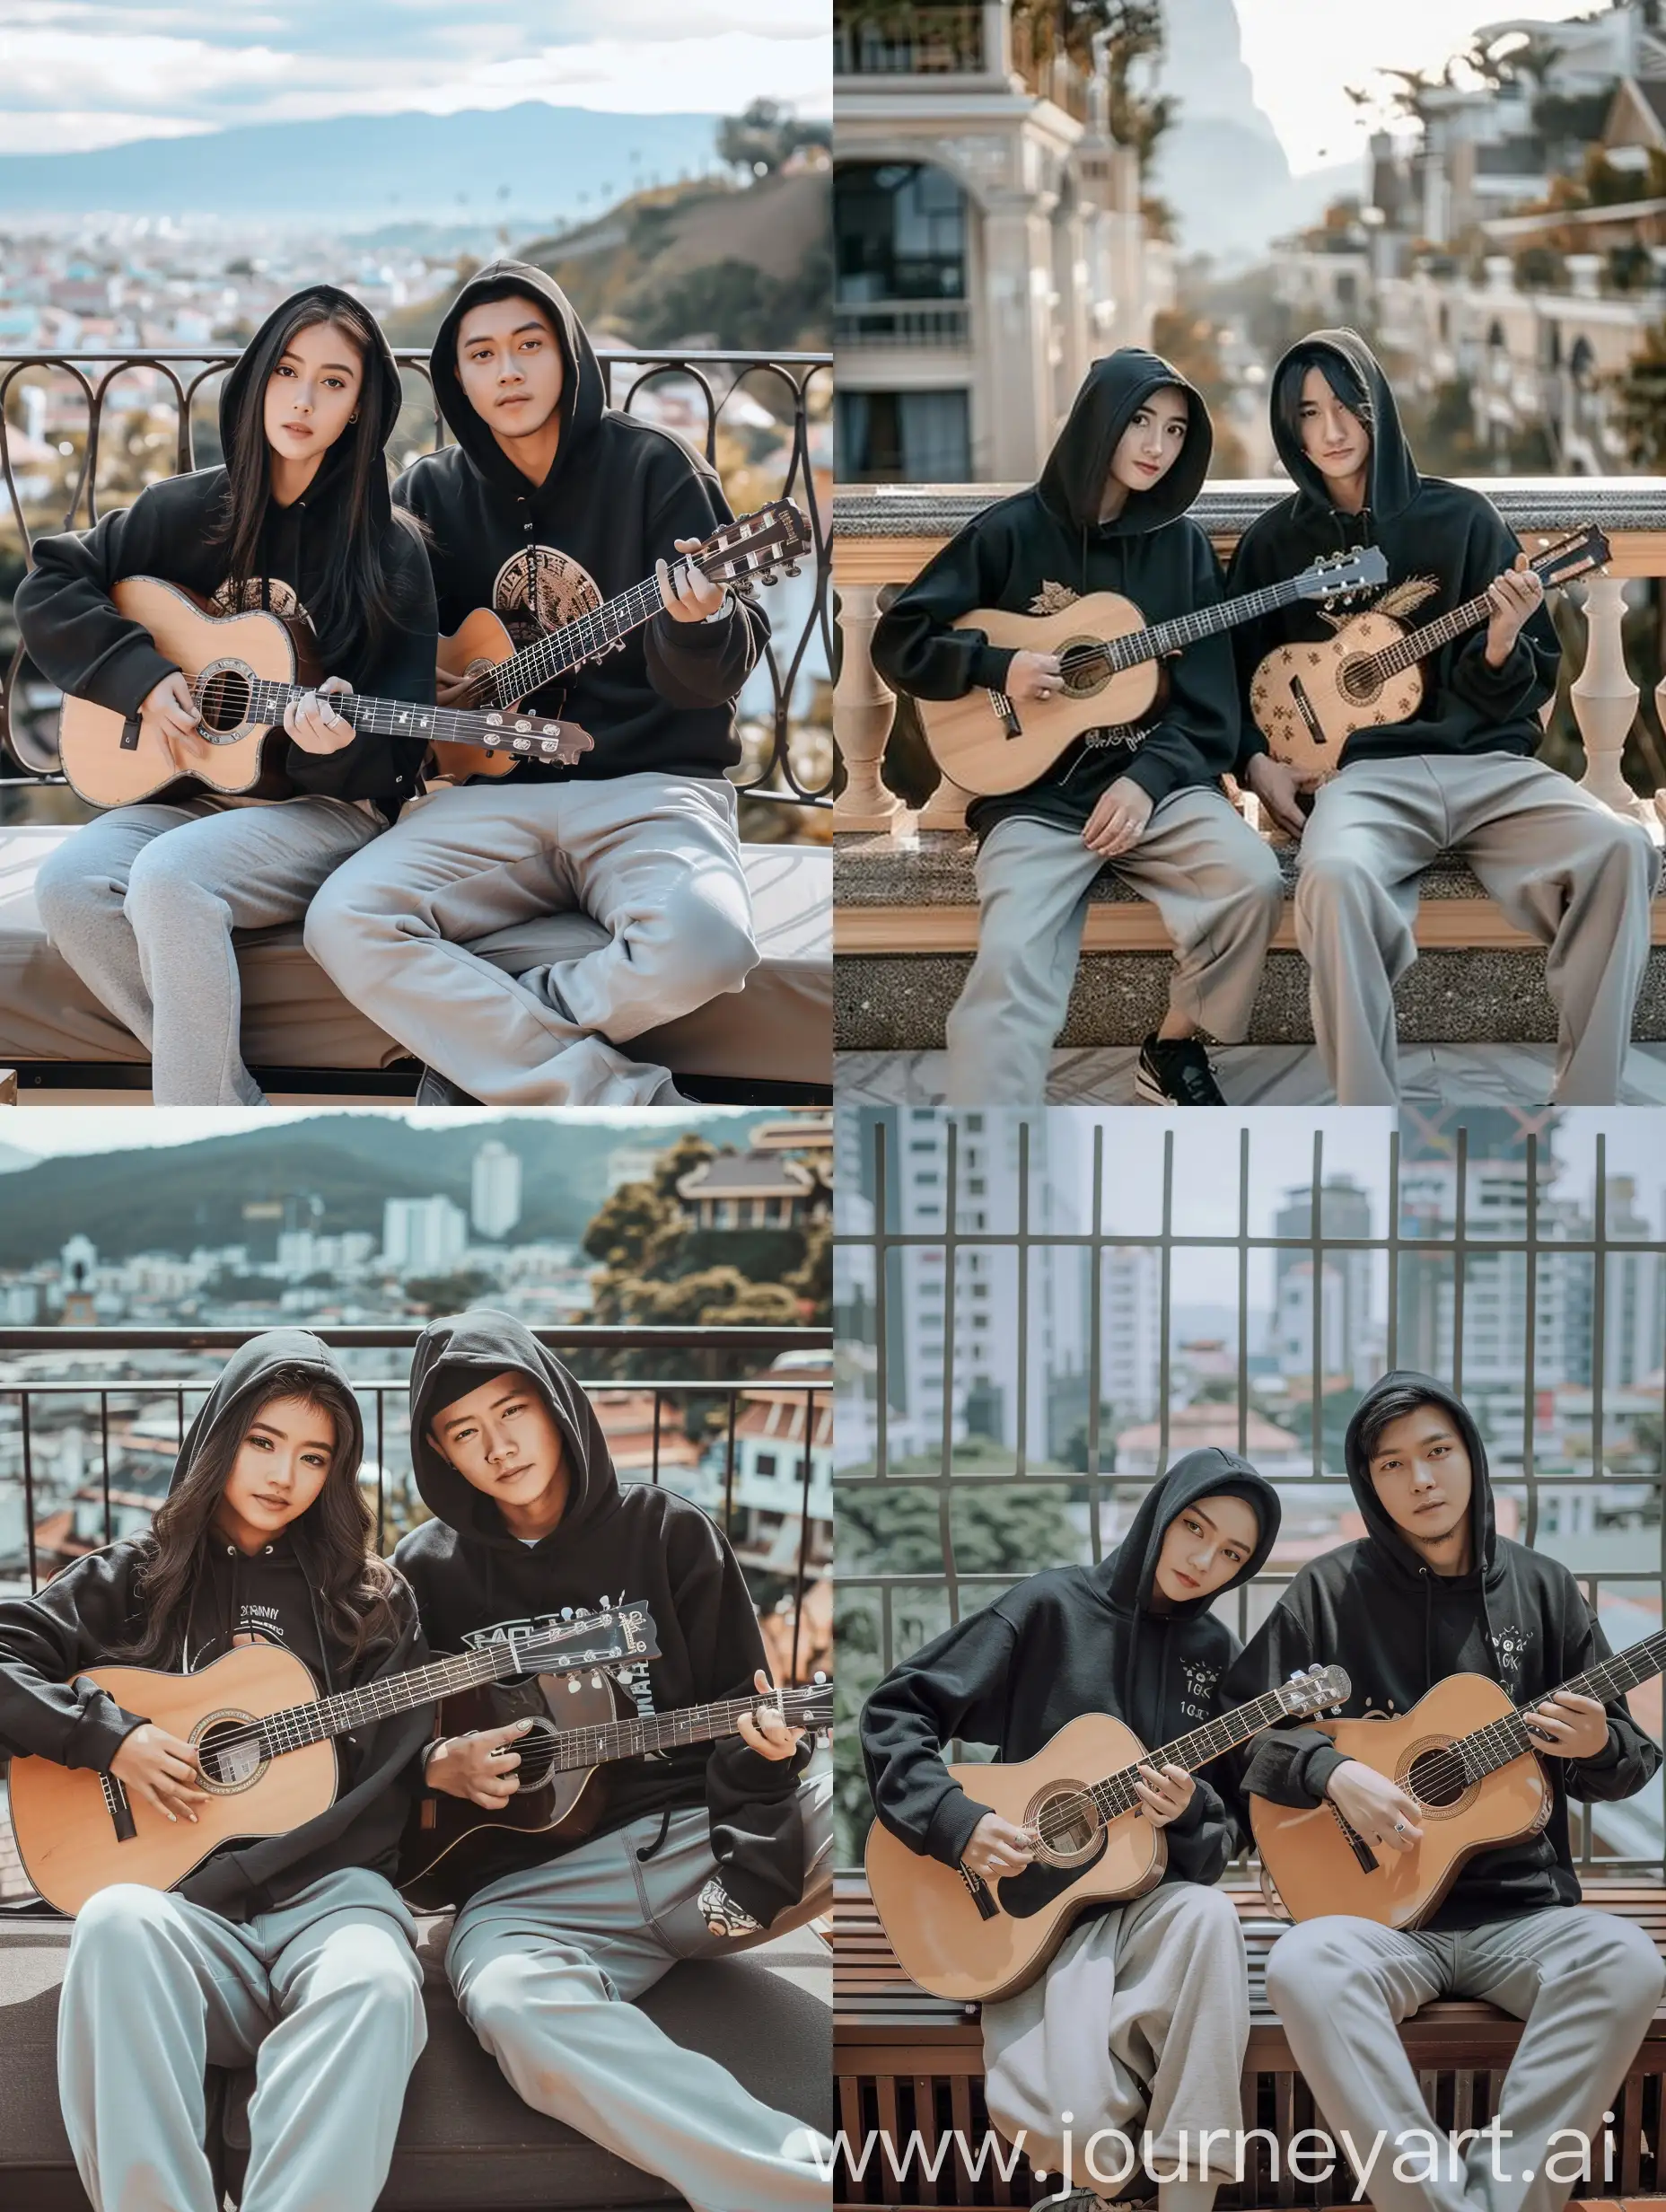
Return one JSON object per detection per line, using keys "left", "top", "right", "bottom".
{"left": 1234, "top": 0, "right": 1598, "bottom": 174}
{"left": 0, "top": 1106, "right": 764, "bottom": 1159}
{"left": 0, "top": 1, "right": 829, "bottom": 155}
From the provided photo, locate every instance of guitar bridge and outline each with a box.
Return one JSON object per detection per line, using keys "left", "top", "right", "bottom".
{"left": 959, "top": 1865, "right": 1001, "bottom": 1920}
{"left": 988, "top": 690, "right": 1022, "bottom": 739}
{"left": 100, "top": 1769, "right": 137, "bottom": 1843}
{"left": 1288, "top": 677, "right": 1328, "bottom": 747}
{"left": 1331, "top": 1804, "right": 1380, "bottom": 1874}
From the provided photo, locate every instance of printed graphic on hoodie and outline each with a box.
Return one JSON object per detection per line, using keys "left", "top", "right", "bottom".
{"left": 210, "top": 575, "right": 308, "bottom": 621}
{"left": 492, "top": 544, "right": 601, "bottom": 644}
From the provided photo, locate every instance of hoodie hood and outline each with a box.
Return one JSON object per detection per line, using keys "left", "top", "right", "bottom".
{"left": 1037, "top": 347, "right": 1212, "bottom": 537}
{"left": 1343, "top": 1367, "right": 1497, "bottom": 1591}
{"left": 172, "top": 1328, "right": 364, "bottom": 1498}
{"left": 1268, "top": 327, "right": 1421, "bottom": 525}
{"left": 409, "top": 1307, "right": 621, "bottom": 1555}
{"left": 429, "top": 259, "right": 607, "bottom": 499}
{"left": 218, "top": 284, "right": 403, "bottom": 525}
{"left": 1100, "top": 1447, "right": 1281, "bottom": 1618}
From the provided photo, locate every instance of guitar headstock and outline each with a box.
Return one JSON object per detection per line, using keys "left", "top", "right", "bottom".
{"left": 694, "top": 501, "right": 811, "bottom": 592}
{"left": 1278, "top": 1663, "right": 1351, "bottom": 1718}
{"left": 476, "top": 713, "right": 594, "bottom": 765}
{"left": 514, "top": 1604, "right": 661, "bottom": 1673}
{"left": 790, "top": 1673, "right": 835, "bottom": 1736}
{"left": 1530, "top": 525, "right": 1609, "bottom": 589}
{"left": 1294, "top": 546, "right": 1390, "bottom": 606}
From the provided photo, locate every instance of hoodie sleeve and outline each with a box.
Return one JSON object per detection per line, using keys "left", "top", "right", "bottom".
{"left": 666, "top": 1511, "right": 814, "bottom": 1933}
{"left": 859, "top": 1607, "right": 1019, "bottom": 1867}
{"left": 1221, "top": 1578, "right": 1348, "bottom": 1810}
{"left": 1444, "top": 503, "right": 1558, "bottom": 726}
{"left": 640, "top": 459, "right": 768, "bottom": 711}
{"left": 871, "top": 511, "right": 1022, "bottom": 699}
{"left": 1553, "top": 1578, "right": 1662, "bottom": 1805}
{"left": 1118, "top": 522, "right": 1241, "bottom": 809}
{"left": 177, "top": 1573, "right": 434, "bottom": 1921}
{"left": 0, "top": 1548, "right": 153, "bottom": 1770}
{"left": 277, "top": 515, "right": 437, "bottom": 807}
{"left": 13, "top": 485, "right": 205, "bottom": 718}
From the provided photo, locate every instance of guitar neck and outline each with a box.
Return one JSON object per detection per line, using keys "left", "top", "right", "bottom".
{"left": 1368, "top": 549, "right": 1566, "bottom": 680}
{"left": 255, "top": 1635, "right": 613, "bottom": 1757}
{"left": 224, "top": 677, "right": 524, "bottom": 752}
{"left": 1102, "top": 570, "right": 1322, "bottom": 677}
{"left": 479, "top": 571, "right": 690, "bottom": 704}
{"left": 546, "top": 1686, "right": 826, "bottom": 1773}
{"left": 1459, "top": 1628, "right": 1666, "bottom": 1782}
{"left": 1090, "top": 1686, "right": 1299, "bottom": 1821}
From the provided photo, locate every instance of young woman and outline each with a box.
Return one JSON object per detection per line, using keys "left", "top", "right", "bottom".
{"left": 0, "top": 1330, "right": 434, "bottom": 2212}
{"left": 861, "top": 1451, "right": 1283, "bottom": 2212}
{"left": 17, "top": 284, "right": 438, "bottom": 1106}
{"left": 872, "top": 348, "right": 1284, "bottom": 1107}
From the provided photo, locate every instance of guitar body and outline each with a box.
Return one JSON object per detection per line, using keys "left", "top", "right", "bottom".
{"left": 1250, "top": 611, "right": 1424, "bottom": 781}
{"left": 57, "top": 578, "right": 304, "bottom": 808}
{"left": 434, "top": 608, "right": 529, "bottom": 781}
{"left": 864, "top": 1712, "right": 1165, "bottom": 2004}
{"left": 916, "top": 595, "right": 1162, "bottom": 795}
{"left": 8, "top": 1645, "right": 338, "bottom": 1916}
{"left": 1250, "top": 1674, "right": 1552, "bottom": 1930}
{"left": 398, "top": 1663, "right": 620, "bottom": 1909}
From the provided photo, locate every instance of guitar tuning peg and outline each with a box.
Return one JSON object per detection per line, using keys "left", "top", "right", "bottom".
{"left": 567, "top": 1676, "right": 581, "bottom": 1692}
{"left": 785, "top": 561, "right": 802, "bottom": 577}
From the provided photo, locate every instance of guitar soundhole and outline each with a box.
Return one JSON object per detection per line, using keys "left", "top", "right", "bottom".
{"left": 198, "top": 666, "right": 252, "bottom": 733}
{"left": 504, "top": 1722, "right": 559, "bottom": 1788}
{"left": 1058, "top": 636, "right": 1109, "bottom": 700}
{"left": 1405, "top": 1742, "right": 1468, "bottom": 1810}
{"left": 1025, "top": 1782, "right": 1101, "bottom": 1867}
{"left": 1338, "top": 654, "right": 1382, "bottom": 708}
{"left": 194, "top": 1713, "right": 265, "bottom": 1794}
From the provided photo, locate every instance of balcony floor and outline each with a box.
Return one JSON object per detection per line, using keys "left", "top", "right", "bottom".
{"left": 835, "top": 1040, "right": 1666, "bottom": 1107}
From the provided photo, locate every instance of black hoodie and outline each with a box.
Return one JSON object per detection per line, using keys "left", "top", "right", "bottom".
{"left": 1224, "top": 1370, "right": 1661, "bottom": 1929}
{"left": 392, "top": 260, "right": 766, "bottom": 785}
{"left": 871, "top": 348, "right": 1241, "bottom": 841}
{"left": 860, "top": 1451, "right": 1283, "bottom": 1885}
{"left": 392, "top": 1311, "right": 811, "bottom": 1926}
{"left": 1226, "top": 329, "right": 1559, "bottom": 776}
{"left": 0, "top": 1331, "right": 432, "bottom": 1920}
{"left": 14, "top": 285, "right": 437, "bottom": 813}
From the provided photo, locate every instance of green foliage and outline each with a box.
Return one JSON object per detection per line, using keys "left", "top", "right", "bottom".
{"left": 716, "top": 99, "right": 830, "bottom": 178}
{"left": 621, "top": 245, "right": 833, "bottom": 352}
{"left": 402, "top": 1269, "right": 494, "bottom": 1316}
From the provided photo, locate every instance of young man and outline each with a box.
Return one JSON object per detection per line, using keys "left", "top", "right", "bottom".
{"left": 1229, "top": 329, "right": 1659, "bottom": 1105}
{"left": 392, "top": 1311, "right": 832, "bottom": 2212}
{"left": 862, "top": 1451, "right": 1283, "bottom": 2211}
{"left": 1225, "top": 1370, "right": 1665, "bottom": 2212}
{"left": 872, "top": 349, "right": 1284, "bottom": 1107}
{"left": 304, "top": 262, "right": 767, "bottom": 1105}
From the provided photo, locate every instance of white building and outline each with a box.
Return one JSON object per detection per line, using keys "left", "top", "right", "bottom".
{"left": 381, "top": 1196, "right": 469, "bottom": 1276}
{"left": 471, "top": 1141, "right": 522, "bottom": 1241}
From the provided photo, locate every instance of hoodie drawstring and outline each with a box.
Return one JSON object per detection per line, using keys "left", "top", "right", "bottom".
{"left": 636, "top": 1807, "right": 671, "bottom": 1864}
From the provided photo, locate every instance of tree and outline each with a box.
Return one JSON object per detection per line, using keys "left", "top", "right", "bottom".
{"left": 402, "top": 1269, "right": 493, "bottom": 1315}
{"left": 717, "top": 100, "right": 829, "bottom": 179}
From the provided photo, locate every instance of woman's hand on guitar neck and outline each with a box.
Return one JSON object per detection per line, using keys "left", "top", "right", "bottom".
{"left": 1324, "top": 1759, "right": 1424, "bottom": 1854}
{"left": 1134, "top": 1762, "right": 1196, "bottom": 1828}
{"left": 143, "top": 672, "right": 217, "bottom": 777}
{"left": 109, "top": 1723, "right": 208, "bottom": 1825}
{"left": 736, "top": 1668, "right": 806, "bottom": 1763}
{"left": 284, "top": 678, "right": 355, "bottom": 756}
{"left": 1523, "top": 1690, "right": 1610, "bottom": 1760}
{"left": 962, "top": 1813, "right": 1039, "bottom": 1882}
{"left": 424, "top": 1716, "right": 534, "bottom": 1808}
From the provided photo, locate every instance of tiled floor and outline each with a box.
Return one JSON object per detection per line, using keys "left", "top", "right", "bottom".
{"left": 834, "top": 1043, "right": 1666, "bottom": 1107}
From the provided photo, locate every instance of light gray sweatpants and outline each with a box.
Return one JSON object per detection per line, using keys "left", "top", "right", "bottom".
{"left": 1265, "top": 1906, "right": 1666, "bottom": 2212}
{"left": 1295, "top": 754, "right": 1661, "bottom": 1104}
{"left": 304, "top": 772, "right": 758, "bottom": 1104}
{"left": 446, "top": 1770, "right": 833, "bottom": 2212}
{"left": 943, "top": 789, "right": 1285, "bottom": 1104}
{"left": 34, "top": 795, "right": 381, "bottom": 1106}
{"left": 57, "top": 1867, "right": 426, "bottom": 2212}
{"left": 980, "top": 1881, "right": 1250, "bottom": 2199}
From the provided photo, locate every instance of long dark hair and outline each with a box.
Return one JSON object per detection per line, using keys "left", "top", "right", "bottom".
{"left": 1276, "top": 346, "right": 1374, "bottom": 450}
{"left": 213, "top": 293, "right": 407, "bottom": 669}
{"left": 122, "top": 1362, "right": 401, "bottom": 1670}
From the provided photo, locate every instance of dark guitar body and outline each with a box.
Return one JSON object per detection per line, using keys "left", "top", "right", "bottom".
{"left": 399, "top": 1665, "right": 627, "bottom": 1909}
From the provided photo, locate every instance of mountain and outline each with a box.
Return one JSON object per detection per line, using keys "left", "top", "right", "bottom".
{"left": 0, "top": 106, "right": 725, "bottom": 229}
{"left": 1154, "top": 0, "right": 1364, "bottom": 261}
{"left": 0, "top": 1114, "right": 767, "bottom": 1268}
{"left": 0, "top": 1142, "right": 38, "bottom": 1175}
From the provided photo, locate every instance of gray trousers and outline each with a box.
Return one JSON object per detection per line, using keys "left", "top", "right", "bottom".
{"left": 1265, "top": 1907, "right": 1666, "bottom": 2212}
{"left": 1295, "top": 755, "right": 1660, "bottom": 1104}
{"left": 981, "top": 1882, "right": 1250, "bottom": 2196}
{"left": 943, "top": 790, "right": 1285, "bottom": 1104}
{"left": 57, "top": 1868, "right": 426, "bottom": 2212}
{"left": 304, "top": 772, "right": 758, "bottom": 1105}
{"left": 446, "top": 1770, "right": 833, "bottom": 2212}
{"left": 34, "top": 796, "right": 381, "bottom": 1106}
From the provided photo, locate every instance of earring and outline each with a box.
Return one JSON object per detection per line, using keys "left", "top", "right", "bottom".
{"left": 349, "top": 410, "right": 359, "bottom": 423}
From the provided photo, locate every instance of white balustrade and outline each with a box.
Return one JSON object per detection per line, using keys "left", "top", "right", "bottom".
{"left": 831, "top": 582, "right": 909, "bottom": 833}
{"left": 1572, "top": 573, "right": 1649, "bottom": 820}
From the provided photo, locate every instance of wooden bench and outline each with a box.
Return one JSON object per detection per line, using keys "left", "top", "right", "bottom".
{"left": 834, "top": 1877, "right": 1666, "bottom": 2210}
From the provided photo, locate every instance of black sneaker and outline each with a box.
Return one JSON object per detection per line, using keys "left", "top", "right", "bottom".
{"left": 1134, "top": 1033, "right": 1225, "bottom": 1106}
{"left": 414, "top": 1064, "right": 480, "bottom": 1107}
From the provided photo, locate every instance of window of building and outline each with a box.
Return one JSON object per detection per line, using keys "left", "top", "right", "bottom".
{"left": 836, "top": 161, "right": 967, "bottom": 303}
{"left": 837, "top": 388, "right": 971, "bottom": 482}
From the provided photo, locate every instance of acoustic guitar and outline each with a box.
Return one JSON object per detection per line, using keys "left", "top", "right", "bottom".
{"left": 7, "top": 1604, "right": 658, "bottom": 1916}
{"left": 399, "top": 1667, "right": 833, "bottom": 1908}
{"left": 1250, "top": 1624, "right": 1666, "bottom": 1929}
{"left": 1250, "top": 524, "right": 1609, "bottom": 780}
{"left": 913, "top": 549, "right": 1386, "bottom": 796}
{"left": 864, "top": 1663, "right": 1348, "bottom": 2005}
{"left": 55, "top": 577, "right": 592, "bottom": 809}
{"left": 432, "top": 498, "right": 811, "bottom": 781}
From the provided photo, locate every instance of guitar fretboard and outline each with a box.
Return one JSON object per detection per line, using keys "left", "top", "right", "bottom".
{"left": 1363, "top": 543, "right": 1584, "bottom": 682}
{"left": 543, "top": 1686, "right": 831, "bottom": 1773}
{"left": 1096, "top": 570, "right": 1332, "bottom": 678}
{"left": 1087, "top": 1685, "right": 1309, "bottom": 1821}
{"left": 1447, "top": 1627, "right": 1666, "bottom": 1786}
{"left": 206, "top": 676, "right": 549, "bottom": 751}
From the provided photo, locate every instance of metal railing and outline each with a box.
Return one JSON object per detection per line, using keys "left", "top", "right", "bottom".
{"left": 0, "top": 345, "right": 833, "bottom": 807}
{"left": 833, "top": 1112, "right": 1666, "bottom": 1875}
{"left": 834, "top": 302, "right": 971, "bottom": 347}
{"left": 0, "top": 1321, "right": 831, "bottom": 1681}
